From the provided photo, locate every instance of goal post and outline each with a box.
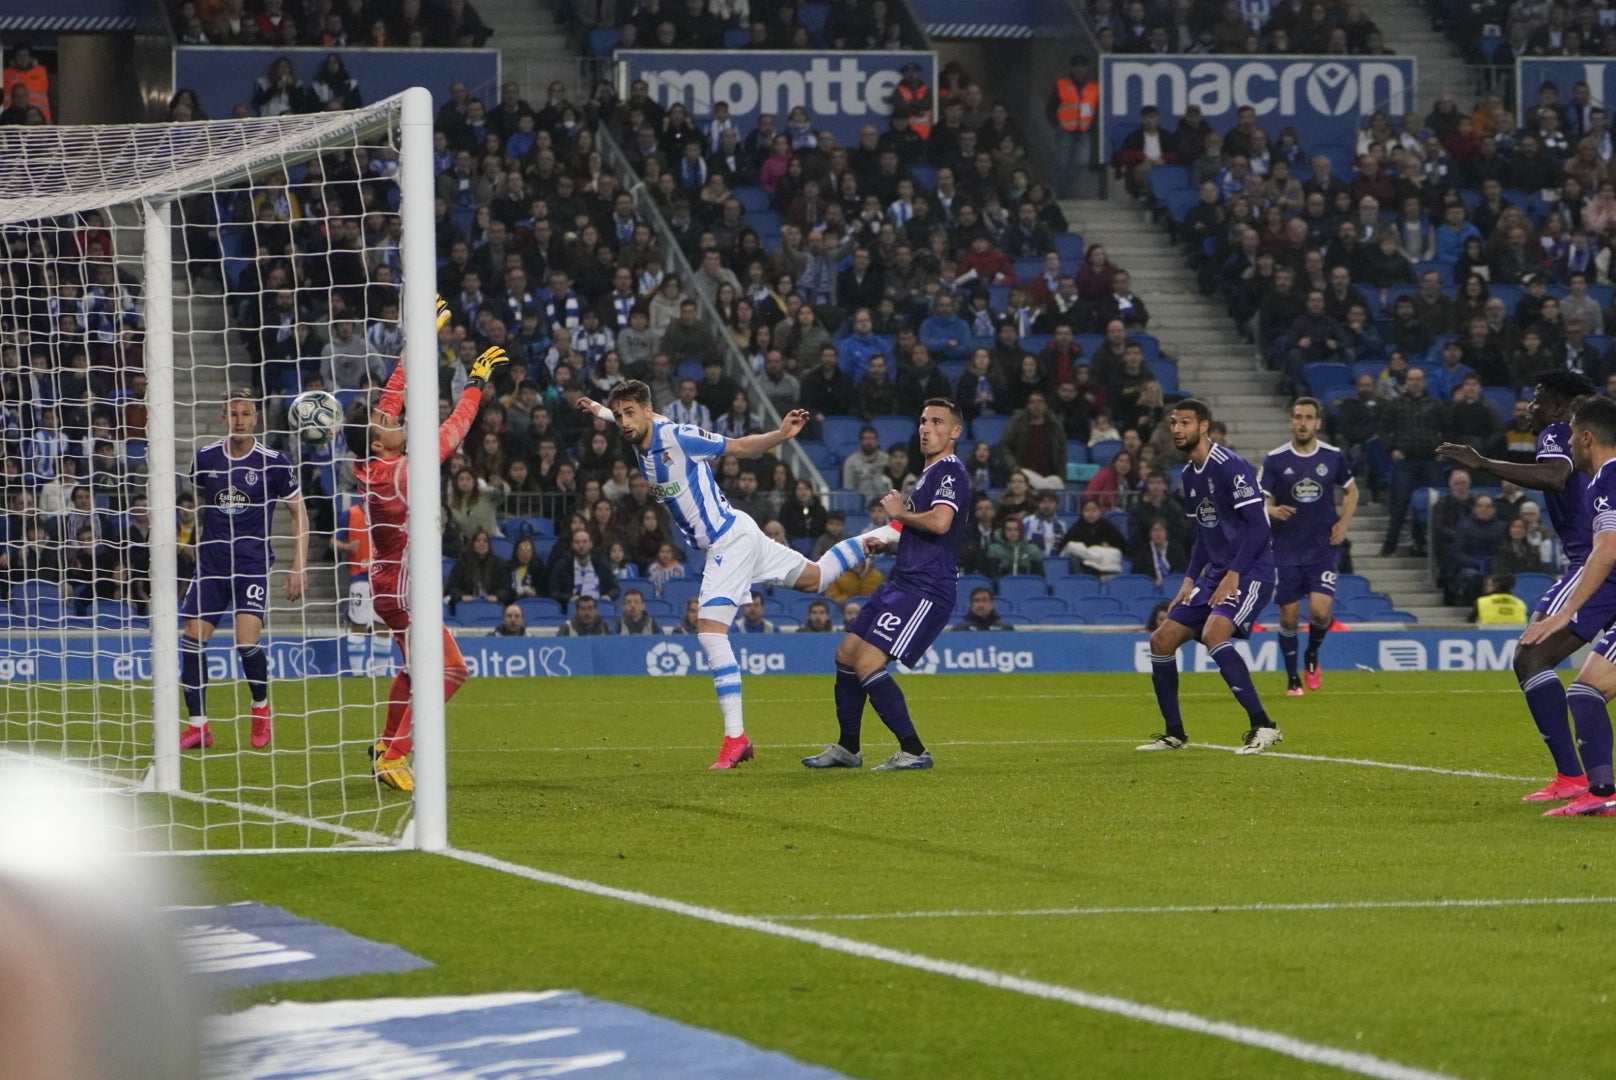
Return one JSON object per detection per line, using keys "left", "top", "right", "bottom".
{"left": 0, "top": 90, "right": 444, "bottom": 853}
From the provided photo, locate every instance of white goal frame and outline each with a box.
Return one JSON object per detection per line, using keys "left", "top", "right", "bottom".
{"left": 0, "top": 88, "right": 446, "bottom": 852}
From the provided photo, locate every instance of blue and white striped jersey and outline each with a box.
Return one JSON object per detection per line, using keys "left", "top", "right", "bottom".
{"left": 636, "top": 419, "right": 736, "bottom": 550}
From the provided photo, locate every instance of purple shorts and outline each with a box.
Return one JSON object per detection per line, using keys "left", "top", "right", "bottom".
{"left": 850, "top": 581, "right": 952, "bottom": 668}
{"left": 1537, "top": 564, "right": 1616, "bottom": 643}
{"left": 1275, "top": 554, "right": 1341, "bottom": 606}
{"left": 1168, "top": 570, "right": 1277, "bottom": 641}
{"left": 180, "top": 567, "right": 269, "bottom": 625}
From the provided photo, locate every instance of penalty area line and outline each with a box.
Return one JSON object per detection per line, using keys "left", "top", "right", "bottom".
{"left": 1192, "top": 744, "right": 1538, "bottom": 783}
{"left": 764, "top": 895, "right": 1616, "bottom": 922}
{"left": 441, "top": 845, "right": 1460, "bottom": 1080}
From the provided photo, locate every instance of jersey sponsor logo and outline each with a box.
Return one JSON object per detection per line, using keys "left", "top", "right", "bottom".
{"left": 938, "top": 473, "right": 956, "bottom": 501}
{"left": 651, "top": 480, "right": 684, "bottom": 499}
{"left": 1196, "top": 498, "right": 1219, "bottom": 526}
{"left": 216, "top": 486, "right": 250, "bottom": 514}
{"left": 1544, "top": 430, "right": 1561, "bottom": 449}
{"left": 1232, "top": 473, "right": 1255, "bottom": 499}
{"left": 1290, "top": 477, "right": 1324, "bottom": 503}
{"left": 1599, "top": 496, "right": 1612, "bottom": 513}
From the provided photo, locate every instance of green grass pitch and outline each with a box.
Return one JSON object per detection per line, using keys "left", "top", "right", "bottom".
{"left": 174, "top": 670, "right": 1616, "bottom": 1078}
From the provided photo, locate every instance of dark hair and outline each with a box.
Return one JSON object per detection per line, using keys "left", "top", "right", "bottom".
{"left": 1572, "top": 394, "right": 1616, "bottom": 444}
{"left": 1490, "top": 572, "right": 1518, "bottom": 594}
{"left": 970, "top": 586, "right": 994, "bottom": 600}
{"left": 1536, "top": 370, "right": 1597, "bottom": 405}
{"left": 624, "top": 587, "right": 644, "bottom": 600}
{"left": 1172, "top": 398, "right": 1212, "bottom": 423}
{"left": 923, "top": 397, "right": 964, "bottom": 425}
{"left": 606, "top": 379, "right": 652, "bottom": 407}
{"left": 1292, "top": 396, "right": 1323, "bottom": 416}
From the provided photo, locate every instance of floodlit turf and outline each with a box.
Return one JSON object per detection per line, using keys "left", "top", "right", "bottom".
{"left": 173, "top": 670, "right": 1616, "bottom": 1078}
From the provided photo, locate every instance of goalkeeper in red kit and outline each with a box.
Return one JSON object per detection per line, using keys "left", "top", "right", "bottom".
{"left": 358, "top": 297, "right": 508, "bottom": 790}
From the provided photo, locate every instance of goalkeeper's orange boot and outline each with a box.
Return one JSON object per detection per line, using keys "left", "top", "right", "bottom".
{"left": 1522, "top": 774, "right": 1589, "bottom": 802}
{"left": 179, "top": 723, "right": 212, "bottom": 750}
{"left": 1543, "top": 790, "right": 1616, "bottom": 817}
{"left": 709, "top": 734, "right": 755, "bottom": 770}
{"left": 249, "top": 703, "right": 273, "bottom": 749}
{"left": 374, "top": 753, "right": 415, "bottom": 792}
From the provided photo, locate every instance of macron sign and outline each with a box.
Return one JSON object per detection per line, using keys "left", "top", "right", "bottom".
{"left": 1099, "top": 56, "right": 1416, "bottom": 158}
{"left": 616, "top": 50, "right": 936, "bottom": 146}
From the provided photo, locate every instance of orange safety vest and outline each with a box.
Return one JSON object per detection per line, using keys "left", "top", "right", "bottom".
{"left": 1054, "top": 77, "right": 1098, "bottom": 133}
{"left": 344, "top": 502, "right": 372, "bottom": 580}
{"left": 895, "top": 82, "right": 932, "bottom": 139}
{"left": 3, "top": 63, "right": 49, "bottom": 120}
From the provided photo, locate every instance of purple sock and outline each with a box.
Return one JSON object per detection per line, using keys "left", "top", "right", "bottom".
{"left": 1568, "top": 682, "right": 1614, "bottom": 791}
{"left": 862, "top": 669, "right": 925, "bottom": 755}
{"left": 1521, "top": 670, "right": 1584, "bottom": 778}
{"left": 180, "top": 634, "right": 207, "bottom": 719}
{"left": 834, "top": 664, "right": 865, "bottom": 753}
{"left": 1306, "top": 621, "right": 1329, "bottom": 659}
{"left": 1209, "top": 642, "right": 1269, "bottom": 723}
{"left": 1278, "top": 628, "right": 1299, "bottom": 678}
{"left": 1149, "top": 653, "right": 1186, "bottom": 737}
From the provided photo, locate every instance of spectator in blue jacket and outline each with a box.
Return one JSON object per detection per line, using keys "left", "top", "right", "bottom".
{"left": 837, "top": 307, "right": 887, "bottom": 381}
{"left": 919, "top": 293, "right": 973, "bottom": 364}
{"left": 1433, "top": 200, "right": 1481, "bottom": 267}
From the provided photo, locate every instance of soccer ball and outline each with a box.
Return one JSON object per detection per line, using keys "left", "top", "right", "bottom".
{"left": 288, "top": 390, "right": 343, "bottom": 446}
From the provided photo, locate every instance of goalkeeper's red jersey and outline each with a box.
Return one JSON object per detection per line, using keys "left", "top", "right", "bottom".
{"left": 359, "top": 364, "right": 482, "bottom": 586}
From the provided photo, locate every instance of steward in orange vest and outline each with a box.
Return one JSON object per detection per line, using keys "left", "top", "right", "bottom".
{"left": 2, "top": 45, "right": 50, "bottom": 122}
{"left": 889, "top": 62, "right": 933, "bottom": 140}
{"left": 1046, "top": 55, "right": 1097, "bottom": 135}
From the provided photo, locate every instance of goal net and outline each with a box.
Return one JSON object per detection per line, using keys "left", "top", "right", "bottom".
{"left": 0, "top": 90, "right": 449, "bottom": 853}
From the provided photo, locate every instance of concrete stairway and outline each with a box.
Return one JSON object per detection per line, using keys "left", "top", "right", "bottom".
{"left": 479, "top": 0, "right": 585, "bottom": 97}
{"left": 1061, "top": 191, "right": 1467, "bottom": 624}
{"left": 1357, "top": 0, "right": 1473, "bottom": 108}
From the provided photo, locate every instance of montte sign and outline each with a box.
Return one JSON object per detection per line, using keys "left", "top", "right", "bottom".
{"left": 1099, "top": 56, "right": 1417, "bottom": 159}
{"left": 615, "top": 50, "right": 936, "bottom": 145}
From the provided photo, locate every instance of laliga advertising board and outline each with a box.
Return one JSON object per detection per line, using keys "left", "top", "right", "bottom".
{"left": 1099, "top": 56, "right": 1417, "bottom": 160}
{"left": 615, "top": 50, "right": 936, "bottom": 146}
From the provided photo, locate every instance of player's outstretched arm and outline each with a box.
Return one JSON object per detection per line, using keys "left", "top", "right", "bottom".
{"left": 381, "top": 296, "right": 456, "bottom": 418}
{"left": 725, "top": 408, "right": 809, "bottom": 457}
{"left": 284, "top": 490, "right": 309, "bottom": 601}
{"left": 1525, "top": 529, "right": 1616, "bottom": 643}
{"left": 1435, "top": 442, "right": 1574, "bottom": 491}
{"left": 438, "top": 346, "right": 508, "bottom": 462}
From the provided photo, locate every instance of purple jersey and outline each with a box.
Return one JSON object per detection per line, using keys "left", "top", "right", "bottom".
{"left": 1538, "top": 421, "right": 1591, "bottom": 566}
{"left": 1259, "top": 440, "right": 1354, "bottom": 566}
{"left": 1586, "top": 457, "right": 1616, "bottom": 582}
{"left": 891, "top": 453, "right": 971, "bottom": 604}
{"left": 190, "top": 438, "right": 299, "bottom": 574}
{"left": 1181, "top": 443, "right": 1274, "bottom": 590}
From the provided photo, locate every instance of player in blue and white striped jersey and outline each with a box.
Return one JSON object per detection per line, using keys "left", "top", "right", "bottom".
{"left": 583, "top": 380, "right": 873, "bottom": 770}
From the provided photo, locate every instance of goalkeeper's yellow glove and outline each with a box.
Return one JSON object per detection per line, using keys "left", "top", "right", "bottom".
{"left": 436, "top": 295, "right": 453, "bottom": 331}
{"left": 467, "top": 346, "right": 509, "bottom": 387}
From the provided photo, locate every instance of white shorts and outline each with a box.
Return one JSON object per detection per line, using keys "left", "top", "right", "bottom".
{"left": 699, "top": 514, "right": 809, "bottom": 612}
{"left": 348, "top": 578, "right": 376, "bottom": 626}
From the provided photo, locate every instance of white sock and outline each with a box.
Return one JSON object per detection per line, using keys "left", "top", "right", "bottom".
{"left": 698, "top": 631, "right": 745, "bottom": 737}
{"left": 347, "top": 632, "right": 367, "bottom": 676}
{"left": 189, "top": 715, "right": 208, "bottom": 729}
{"left": 812, "top": 535, "right": 869, "bottom": 592}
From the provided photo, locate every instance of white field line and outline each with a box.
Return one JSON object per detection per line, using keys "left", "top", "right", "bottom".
{"left": 764, "top": 896, "right": 1616, "bottom": 922}
{"left": 442, "top": 846, "right": 1460, "bottom": 1080}
{"left": 476, "top": 688, "right": 1522, "bottom": 708}
{"left": 450, "top": 738, "right": 1139, "bottom": 753}
{"left": 1192, "top": 743, "right": 1539, "bottom": 783}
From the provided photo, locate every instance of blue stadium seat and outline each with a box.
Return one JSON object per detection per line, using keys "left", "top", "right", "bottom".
{"left": 1153, "top": 358, "right": 1178, "bottom": 394}
{"left": 791, "top": 537, "right": 814, "bottom": 556}
{"left": 1066, "top": 440, "right": 1089, "bottom": 465}
{"left": 871, "top": 415, "right": 913, "bottom": 448}
{"left": 956, "top": 573, "right": 994, "bottom": 599}
{"left": 660, "top": 579, "right": 701, "bottom": 609}
{"left": 1167, "top": 188, "right": 1201, "bottom": 224}
{"left": 518, "top": 598, "right": 562, "bottom": 621}
{"left": 490, "top": 537, "right": 514, "bottom": 560}
{"left": 1512, "top": 573, "right": 1553, "bottom": 603}
{"left": 456, "top": 600, "right": 504, "bottom": 628}
{"left": 1012, "top": 257, "right": 1044, "bottom": 283}
{"left": 1017, "top": 596, "right": 1070, "bottom": 621}
{"left": 1333, "top": 573, "right": 1372, "bottom": 599}
{"left": 1105, "top": 574, "right": 1163, "bottom": 603}
{"left": 594, "top": 599, "right": 619, "bottom": 619}
{"left": 997, "top": 575, "right": 1049, "bottom": 605}
{"left": 1090, "top": 439, "right": 1121, "bottom": 467}
{"left": 1053, "top": 232, "right": 1085, "bottom": 262}
{"left": 972, "top": 414, "right": 1009, "bottom": 445}
{"left": 1104, "top": 509, "right": 1132, "bottom": 538}
{"left": 1303, "top": 362, "right": 1352, "bottom": 401}
{"left": 821, "top": 415, "right": 863, "bottom": 450}
{"left": 1414, "top": 261, "right": 1453, "bottom": 288}
{"left": 1073, "top": 595, "right": 1126, "bottom": 616}
{"left": 505, "top": 516, "right": 555, "bottom": 539}
{"left": 586, "top": 26, "right": 619, "bottom": 54}
{"left": 1147, "top": 165, "right": 1190, "bottom": 203}
{"left": 909, "top": 164, "right": 937, "bottom": 191}
{"left": 796, "top": 438, "right": 837, "bottom": 472}
{"left": 722, "top": 26, "right": 750, "bottom": 46}
{"left": 733, "top": 186, "right": 770, "bottom": 212}
{"left": 1053, "top": 576, "right": 1103, "bottom": 606}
